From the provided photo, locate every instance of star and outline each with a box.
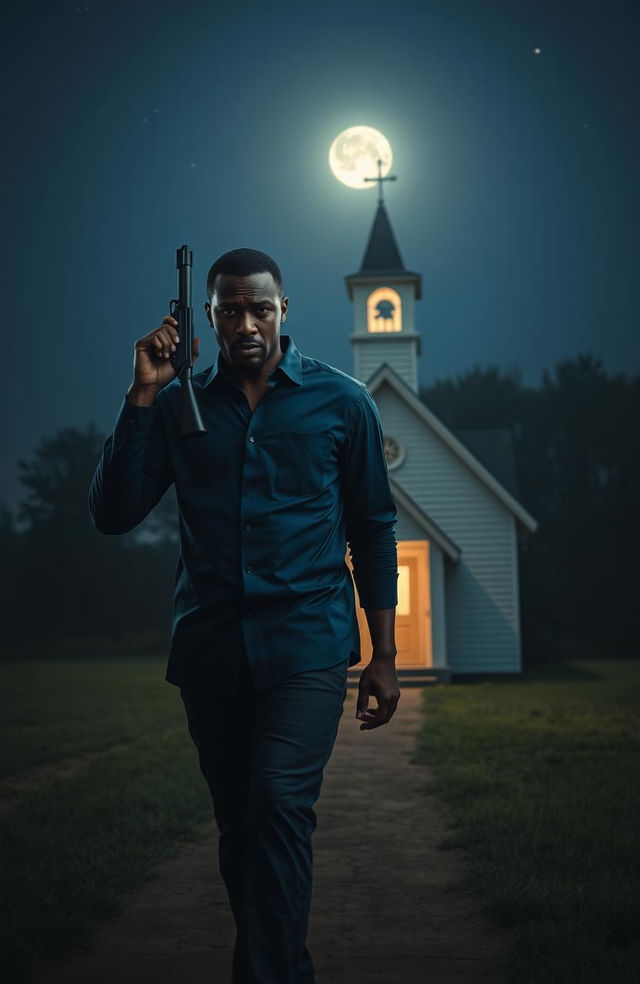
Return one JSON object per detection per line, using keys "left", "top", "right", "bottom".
{"left": 533, "top": 47, "right": 542, "bottom": 55}
{"left": 190, "top": 162, "right": 197, "bottom": 169}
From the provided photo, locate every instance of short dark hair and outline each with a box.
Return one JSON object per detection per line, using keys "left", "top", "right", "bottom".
{"left": 206, "top": 247, "right": 284, "bottom": 302}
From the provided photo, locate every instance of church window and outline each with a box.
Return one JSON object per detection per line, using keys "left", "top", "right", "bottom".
{"left": 367, "top": 287, "right": 402, "bottom": 333}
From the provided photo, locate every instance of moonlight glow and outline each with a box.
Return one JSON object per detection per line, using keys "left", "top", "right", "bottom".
{"left": 328, "top": 126, "right": 393, "bottom": 189}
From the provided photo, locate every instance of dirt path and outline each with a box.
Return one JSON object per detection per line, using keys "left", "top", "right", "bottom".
{"left": 32, "top": 687, "right": 509, "bottom": 984}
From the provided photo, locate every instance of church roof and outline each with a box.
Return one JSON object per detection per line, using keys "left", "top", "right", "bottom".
{"left": 344, "top": 202, "right": 422, "bottom": 298}
{"left": 360, "top": 202, "right": 406, "bottom": 273}
{"left": 387, "top": 479, "right": 461, "bottom": 562}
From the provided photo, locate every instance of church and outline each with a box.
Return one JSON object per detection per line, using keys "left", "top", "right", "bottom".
{"left": 343, "top": 192, "right": 538, "bottom": 683}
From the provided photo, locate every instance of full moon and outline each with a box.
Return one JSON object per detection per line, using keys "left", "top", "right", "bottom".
{"left": 328, "top": 126, "right": 393, "bottom": 189}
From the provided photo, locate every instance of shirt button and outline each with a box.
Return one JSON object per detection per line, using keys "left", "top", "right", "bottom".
{"left": 247, "top": 565, "right": 253, "bottom": 573}
{"left": 249, "top": 436, "right": 255, "bottom": 444}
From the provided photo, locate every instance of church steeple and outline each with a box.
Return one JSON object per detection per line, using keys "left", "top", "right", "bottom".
{"left": 359, "top": 201, "right": 407, "bottom": 275}
{"left": 345, "top": 185, "right": 422, "bottom": 392}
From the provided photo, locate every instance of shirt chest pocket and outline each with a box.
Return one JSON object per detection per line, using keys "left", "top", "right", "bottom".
{"left": 275, "top": 432, "right": 333, "bottom": 496}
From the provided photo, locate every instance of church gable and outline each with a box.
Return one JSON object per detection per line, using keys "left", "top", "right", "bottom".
{"left": 368, "top": 364, "right": 536, "bottom": 535}
{"left": 373, "top": 378, "right": 515, "bottom": 547}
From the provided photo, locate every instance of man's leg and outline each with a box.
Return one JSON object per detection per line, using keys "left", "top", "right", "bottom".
{"left": 179, "top": 656, "right": 255, "bottom": 937}
{"left": 234, "top": 656, "right": 349, "bottom": 984}
{"left": 180, "top": 652, "right": 348, "bottom": 983}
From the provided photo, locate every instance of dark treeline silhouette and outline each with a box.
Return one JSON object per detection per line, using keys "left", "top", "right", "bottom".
{"left": 422, "top": 353, "right": 638, "bottom": 661}
{"left": 0, "top": 352, "right": 636, "bottom": 664}
{"left": 0, "top": 426, "right": 180, "bottom": 658}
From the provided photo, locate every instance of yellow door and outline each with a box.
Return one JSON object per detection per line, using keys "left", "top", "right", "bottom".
{"left": 345, "top": 540, "right": 432, "bottom": 667}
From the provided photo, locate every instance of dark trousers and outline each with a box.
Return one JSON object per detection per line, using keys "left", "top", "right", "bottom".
{"left": 180, "top": 650, "right": 349, "bottom": 984}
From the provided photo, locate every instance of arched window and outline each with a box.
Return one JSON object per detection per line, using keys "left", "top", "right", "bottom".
{"left": 367, "top": 287, "right": 402, "bottom": 333}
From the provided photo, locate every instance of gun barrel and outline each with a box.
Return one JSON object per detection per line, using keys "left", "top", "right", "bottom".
{"left": 173, "top": 244, "right": 207, "bottom": 437}
{"left": 176, "top": 244, "right": 192, "bottom": 302}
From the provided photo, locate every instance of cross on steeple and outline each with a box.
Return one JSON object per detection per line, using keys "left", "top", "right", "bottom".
{"left": 363, "top": 158, "right": 397, "bottom": 204}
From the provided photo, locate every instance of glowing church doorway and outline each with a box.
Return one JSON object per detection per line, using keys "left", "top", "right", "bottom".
{"left": 345, "top": 540, "right": 432, "bottom": 668}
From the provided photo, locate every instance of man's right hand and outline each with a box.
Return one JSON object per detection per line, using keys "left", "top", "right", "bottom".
{"left": 128, "top": 316, "right": 200, "bottom": 399}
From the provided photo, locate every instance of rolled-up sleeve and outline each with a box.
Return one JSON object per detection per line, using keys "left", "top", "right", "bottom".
{"left": 88, "top": 393, "right": 174, "bottom": 534}
{"left": 341, "top": 387, "right": 398, "bottom": 609}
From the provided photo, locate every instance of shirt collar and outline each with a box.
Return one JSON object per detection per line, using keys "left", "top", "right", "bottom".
{"left": 203, "top": 334, "right": 303, "bottom": 389}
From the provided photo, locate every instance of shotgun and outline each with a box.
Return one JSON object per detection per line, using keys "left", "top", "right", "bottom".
{"left": 169, "top": 244, "right": 207, "bottom": 436}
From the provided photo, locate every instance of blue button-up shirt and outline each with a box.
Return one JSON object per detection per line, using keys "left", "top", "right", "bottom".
{"left": 89, "top": 334, "right": 398, "bottom": 693}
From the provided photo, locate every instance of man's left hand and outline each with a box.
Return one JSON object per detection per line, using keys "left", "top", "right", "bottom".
{"left": 356, "top": 653, "right": 400, "bottom": 730}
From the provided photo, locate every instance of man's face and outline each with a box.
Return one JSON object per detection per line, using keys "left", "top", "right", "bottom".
{"left": 204, "top": 271, "right": 288, "bottom": 376}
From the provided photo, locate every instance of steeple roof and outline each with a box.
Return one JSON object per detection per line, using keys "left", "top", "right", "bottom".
{"left": 360, "top": 202, "right": 406, "bottom": 273}
{"left": 345, "top": 201, "right": 422, "bottom": 299}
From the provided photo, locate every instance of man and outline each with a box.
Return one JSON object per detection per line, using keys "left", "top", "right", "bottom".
{"left": 88, "top": 247, "right": 400, "bottom": 984}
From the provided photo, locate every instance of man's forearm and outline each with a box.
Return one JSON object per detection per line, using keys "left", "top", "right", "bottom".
{"left": 364, "top": 608, "right": 397, "bottom": 661}
{"left": 88, "top": 392, "right": 171, "bottom": 534}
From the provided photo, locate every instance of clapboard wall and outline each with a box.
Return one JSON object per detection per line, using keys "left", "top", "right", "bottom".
{"left": 375, "top": 382, "right": 522, "bottom": 673}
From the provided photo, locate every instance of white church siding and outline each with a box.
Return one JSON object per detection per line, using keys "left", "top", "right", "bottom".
{"left": 394, "top": 509, "right": 425, "bottom": 541}
{"left": 429, "top": 542, "right": 448, "bottom": 670}
{"left": 355, "top": 337, "right": 418, "bottom": 393}
{"left": 376, "top": 383, "right": 522, "bottom": 674}
{"left": 445, "top": 516, "right": 521, "bottom": 673}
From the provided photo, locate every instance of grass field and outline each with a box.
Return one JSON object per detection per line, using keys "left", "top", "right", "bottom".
{"left": 415, "top": 659, "right": 640, "bottom": 984}
{"left": 0, "top": 657, "right": 213, "bottom": 984}
{"left": 3, "top": 656, "right": 638, "bottom": 984}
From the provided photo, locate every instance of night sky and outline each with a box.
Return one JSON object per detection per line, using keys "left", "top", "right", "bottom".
{"left": 3, "top": 0, "right": 638, "bottom": 517}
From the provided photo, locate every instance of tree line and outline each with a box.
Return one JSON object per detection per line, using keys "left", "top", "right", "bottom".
{"left": 0, "top": 352, "right": 636, "bottom": 664}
